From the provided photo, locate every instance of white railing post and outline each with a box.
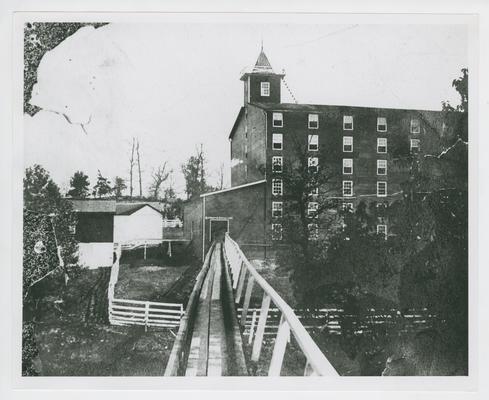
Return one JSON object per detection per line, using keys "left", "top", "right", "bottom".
{"left": 235, "top": 267, "right": 247, "bottom": 303}
{"left": 241, "top": 276, "right": 255, "bottom": 326}
{"left": 248, "top": 309, "right": 257, "bottom": 345}
{"left": 144, "top": 302, "right": 150, "bottom": 331}
{"left": 251, "top": 292, "right": 271, "bottom": 362}
{"left": 268, "top": 314, "right": 291, "bottom": 376}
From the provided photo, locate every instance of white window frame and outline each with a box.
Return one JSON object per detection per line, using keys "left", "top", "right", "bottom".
{"left": 272, "top": 178, "right": 283, "bottom": 196}
{"left": 410, "top": 139, "right": 420, "bottom": 152}
{"left": 261, "top": 82, "right": 270, "bottom": 97}
{"left": 343, "top": 180, "right": 353, "bottom": 197}
{"left": 308, "top": 157, "right": 319, "bottom": 173}
{"left": 377, "top": 224, "right": 387, "bottom": 237}
{"left": 307, "top": 202, "right": 319, "bottom": 218}
{"left": 272, "top": 201, "right": 283, "bottom": 218}
{"left": 377, "top": 159, "right": 387, "bottom": 175}
{"left": 308, "top": 114, "right": 319, "bottom": 129}
{"left": 342, "top": 202, "right": 354, "bottom": 212}
{"left": 377, "top": 181, "right": 387, "bottom": 197}
{"left": 377, "top": 138, "right": 387, "bottom": 153}
{"left": 308, "top": 134, "right": 319, "bottom": 151}
{"left": 272, "top": 133, "right": 283, "bottom": 150}
{"left": 272, "top": 112, "right": 283, "bottom": 128}
{"left": 272, "top": 223, "right": 283, "bottom": 240}
{"left": 377, "top": 117, "right": 387, "bottom": 132}
{"left": 343, "top": 115, "right": 354, "bottom": 130}
{"left": 308, "top": 223, "right": 319, "bottom": 240}
{"left": 410, "top": 119, "right": 420, "bottom": 134}
{"left": 272, "top": 156, "right": 283, "bottom": 173}
{"left": 343, "top": 158, "right": 353, "bottom": 175}
{"left": 310, "top": 186, "right": 319, "bottom": 197}
{"left": 343, "top": 136, "right": 353, "bottom": 152}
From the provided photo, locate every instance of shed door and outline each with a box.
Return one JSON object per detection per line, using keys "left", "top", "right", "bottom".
{"left": 210, "top": 220, "right": 229, "bottom": 242}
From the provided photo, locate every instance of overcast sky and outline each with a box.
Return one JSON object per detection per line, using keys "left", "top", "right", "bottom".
{"left": 24, "top": 22, "right": 468, "bottom": 196}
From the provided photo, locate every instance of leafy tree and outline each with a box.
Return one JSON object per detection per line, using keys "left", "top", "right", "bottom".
{"left": 113, "top": 176, "right": 127, "bottom": 199}
{"left": 181, "top": 145, "right": 208, "bottom": 199}
{"left": 442, "top": 68, "right": 468, "bottom": 113}
{"left": 66, "top": 170, "right": 90, "bottom": 198}
{"left": 92, "top": 170, "right": 113, "bottom": 198}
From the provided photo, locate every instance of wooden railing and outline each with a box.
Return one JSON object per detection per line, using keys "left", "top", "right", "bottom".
{"left": 108, "top": 242, "right": 184, "bottom": 330}
{"left": 223, "top": 233, "right": 339, "bottom": 377}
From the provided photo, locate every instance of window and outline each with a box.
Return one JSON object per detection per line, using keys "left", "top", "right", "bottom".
{"left": 377, "top": 117, "right": 387, "bottom": 132}
{"left": 308, "top": 134, "right": 319, "bottom": 151}
{"left": 377, "top": 224, "right": 387, "bottom": 238}
{"left": 308, "top": 114, "right": 319, "bottom": 129}
{"left": 272, "top": 178, "right": 283, "bottom": 196}
{"left": 272, "top": 223, "right": 283, "bottom": 240}
{"left": 69, "top": 224, "right": 76, "bottom": 235}
{"left": 308, "top": 157, "right": 318, "bottom": 173}
{"left": 272, "top": 201, "right": 283, "bottom": 218}
{"left": 308, "top": 224, "right": 319, "bottom": 240}
{"left": 343, "top": 158, "right": 353, "bottom": 175}
{"left": 343, "top": 115, "right": 353, "bottom": 130}
{"left": 342, "top": 202, "right": 354, "bottom": 212}
{"left": 310, "top": 186, "right": 319, "bottom": 197}
{"left": 377, "top": 181, "right": 387, "bottom": 197}
{"left": 343, "top": 180, "right": 353, "bottom": 197}
{"left": 377, "top": 138, "right": 387, "bottom": 153}
{"left": 261, "top": 82, "right": 270, "bottom": 97}
{"left": 307, "top": 202, "right": 319, "bottom": 218}
{"left": 377, "top": 159, "right": 387, "bottom": 175}
{"left": 410, "top": 119, "right": 420, "bottom": 134}
{"left": 410, "top": 139, "right": 420, "bottom": 153}
{"left": 272, "top": 133, "right": 283, "bottom": 150}
{"left": 343, "top": 136, "right": 353, "bottom": 152}
{"left": 272, "top": 112, "right": 283, "bottom": 127}
{"left": 272, "top": 156, "right": 283, "bottom": 173}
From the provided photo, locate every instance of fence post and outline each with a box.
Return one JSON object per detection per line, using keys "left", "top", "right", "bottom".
{"left": 248, "top": 309, "right": 257, "bottom": 345}
{"left": 251, "top": 292, "right": 271, "bottom": 362}
{"left": 241, "top": 276, "right": 255, "bottom": 325}
{"left": 144, "top": 302, "right": 150, "bottom": 332}
{"left": 144, "top": 243, "right": 147, "bottom": 260}
{"left": 268, "top": 314, "right": 290, "bottom": 376}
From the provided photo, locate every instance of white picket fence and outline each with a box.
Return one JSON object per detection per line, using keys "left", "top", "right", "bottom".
{"left": 108, "top": 242, "right": 184, "bottom": 330}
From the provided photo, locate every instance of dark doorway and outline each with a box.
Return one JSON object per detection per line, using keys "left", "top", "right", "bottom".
{"left": 210, "top": 220, "right": 229, "bottom": 242}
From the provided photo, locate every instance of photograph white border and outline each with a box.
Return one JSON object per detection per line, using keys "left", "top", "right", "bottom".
{"left": 0, "top": 0, "right": 486, "bottom": 399}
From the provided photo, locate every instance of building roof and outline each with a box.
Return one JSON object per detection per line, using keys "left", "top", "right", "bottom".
{"left": 69, "top": 199, "right": 116, "bottom": 213}
{"left": 200, "top": 179, "right": 266, "bottom": 198}
{"left": 115, "top": 203, "right": 163, "bottom": 215}
{"left": 253, "top": 49, "right": 274, "bottom": 73}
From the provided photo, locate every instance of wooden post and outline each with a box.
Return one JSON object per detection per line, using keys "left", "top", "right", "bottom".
{"left": 144, "top": 302, "right": 150, "bottom": 332}
{"left": 248, "top": 309, "right": 257, "bottom": 345}
{"left": 144, "top": 243, "right": 147, "bottom": 260}
{"left": 268, "top": 314, "right": 290, "bottom": 376}
{"left": 235, "top": 267, "right": 247, "bottom": 303}
{"left": 241, "top": 276, "right": 255, "bottom": 325}
{"left": 251, "top": 292, "right": 271, "bottom": 362}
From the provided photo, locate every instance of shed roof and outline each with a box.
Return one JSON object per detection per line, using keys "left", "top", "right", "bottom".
{"left": 69, "top": 199, "right": 116, "bottom": 213}
{"left": 115, "top": 203, "right": 163, "bottom": 215}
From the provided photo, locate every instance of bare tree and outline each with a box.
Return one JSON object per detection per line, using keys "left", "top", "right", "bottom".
{"left": 136, "top": 139, "right": 142, "bottom": 197}
{"left": 149, "top": 162, "right": 171, "bottom": 200}
{"left": 217, "top": 162, "right": 225, "bottom": 190}
{"left": 129, "top": 137, "right": 135, "bottom": 198}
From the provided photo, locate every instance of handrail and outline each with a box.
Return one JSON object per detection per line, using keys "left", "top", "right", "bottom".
{"left": 224, "top": 233, "right": 338, "bottom": 376}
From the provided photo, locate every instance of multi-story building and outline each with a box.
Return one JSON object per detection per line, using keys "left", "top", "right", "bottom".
{"left": 184, "top": 48, "right": 466, "bottom": 259}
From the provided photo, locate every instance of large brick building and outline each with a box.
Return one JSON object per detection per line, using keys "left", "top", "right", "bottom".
{"left": 184, "top": 48, "right": 466, "bottom": 259}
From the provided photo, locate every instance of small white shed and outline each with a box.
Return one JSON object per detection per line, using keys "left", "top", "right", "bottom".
{"left": 114, "top": 203, "right": 163, "bottom": 244}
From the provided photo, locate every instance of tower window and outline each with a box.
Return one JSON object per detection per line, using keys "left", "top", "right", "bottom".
{"left": 272, "top": 112, "right": 283, "bottom": 127}
{"left": 310, "top": 186, "right": 319, "bottom": 197}
{"left": 272, "top": 179, "right": 283, "bottom": 196}
{"left": 261, "top": 82, "right": 270, "bottom": 97}
{"left": 377, "top": 138, "right": 387, "bottom": 153}
{"left": 410, "top": 139, "right": 420, "bottom": 153}
{"left": 308, "top": 114, "right": 319, "bottom": 129}
{"left": 343, "top": 136, "right": 353, "bottom": 152}
{"left": 308, "top": 134, "right": 319, "bottom": 151}
{"left": 411, "top": 119, "right": 421, "bottom": 134}
{"left": 377, "top": 181, "right": 387, "bottom": 197}
{"left": 272, "top": 201, "right": 283, "bottom": 218}
{"left": 307, "top": 202, "right": 319, "bottom": 218}
{"left": 343, "top": 115, "right": 354, "bottom": 130}
{"left": 377, "top": 117, "right": 387, "bottom": 132}
{"left": 272, "top": 156, "right": 283, "bottom": 173}
{"left": 342, "top": 202, "right": 354, "bottom": 212}
{"left": 377, "top": 224, "right": 387, "bottom": 238}
{"left": 308, "top": 157, "right": 319, "bottom": 173}
{"left": 272, "top": 133, "right": 283, "bottom": 150}
{"left": 377, "top": 159, "right": 387, "bottom": 175}
{"left": 343, "top": 180, "right": 353, "bottom": 197}
{"left": 271, "top": 223, "right": 283, "bottom": 240}
{"left": 343, "top": 158, "right": 353, "bottom": 175}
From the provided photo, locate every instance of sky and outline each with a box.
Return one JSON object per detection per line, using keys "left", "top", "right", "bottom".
{"left": 23, "top": 22, "right": 468, "bottom": 196}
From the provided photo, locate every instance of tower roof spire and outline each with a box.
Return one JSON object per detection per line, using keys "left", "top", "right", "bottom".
{"left": 252, "top": 44, "right": 274, "bottom": 74}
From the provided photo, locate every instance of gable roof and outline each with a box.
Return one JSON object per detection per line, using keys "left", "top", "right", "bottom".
{"left": 69, "top": 199, "right": 116, "bottom": 213}
{"left": 115, "top": 203, "right": 163, "bottom": 216}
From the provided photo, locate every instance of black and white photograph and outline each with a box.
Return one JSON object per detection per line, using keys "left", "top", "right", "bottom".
{"left": 2, "top": 5, "right": 483, "bottom": 394}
